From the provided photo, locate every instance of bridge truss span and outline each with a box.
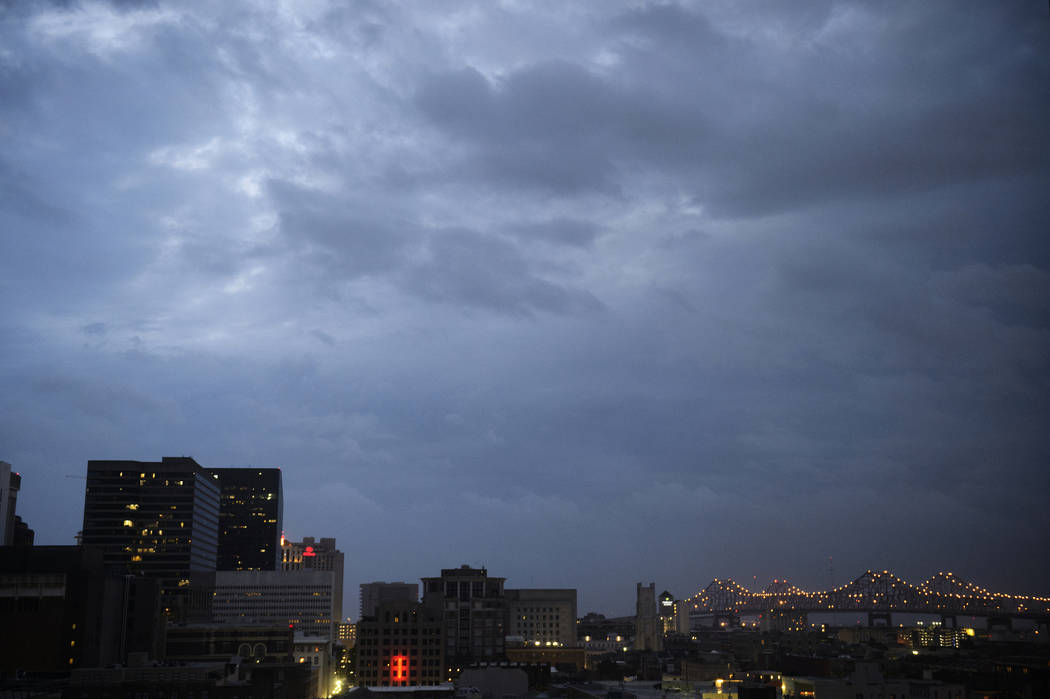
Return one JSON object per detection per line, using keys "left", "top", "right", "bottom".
{"left": 684, "top": 570, "right": 1050, "bottom": 620}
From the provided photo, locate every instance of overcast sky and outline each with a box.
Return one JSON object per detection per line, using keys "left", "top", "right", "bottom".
{"left": 2, "top": 1, "right": 1048, "bottom": 617}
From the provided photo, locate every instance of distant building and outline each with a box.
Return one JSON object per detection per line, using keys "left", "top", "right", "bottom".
{"left": 357, "top": 600, "right": 445, "bottom": 687}
{"left": 422, "top": 565, "right": 506, "bottom": 664}
{"left": 577, "top": 612, "right": 634, "bottom": 650}
{"left": 282, "top": 535, "right": 344, "bottom": 631}
{"left": 505, "top": 645, "right": 587, "bottom": 671}
{"left": 338, "top": 620, "right": 356, "bottom": 647}
{"left": 904, "top": 626, "right": 964, "bottom": 649}
{"left": 505, "top": 588, "right": 577, "bottom": 647}
{"left": 634, "top": 582, "right": 662, "bottom": 651}
{"left": 209, "top": 467, "right": 283, "bottom": 571}
{"left": 212, "top": 569, "right": 338, "bottom": 641}
{"left": 361, "top": 581, "right": 419, "bottom": 619}
{"left": 0, "top": 461, "right": 19, "bottom": 545}
{"left": 671, "top": 600, "right": 690, "bottom": 634}
{"left": 658, "top": 590, "right": 676, "bottom": 634}
{"left": 80, "top": 457, "right": 220, "bottom": 609}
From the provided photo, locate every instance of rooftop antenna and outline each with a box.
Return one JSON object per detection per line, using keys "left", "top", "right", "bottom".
{"left": 828, "top": 556, "right": 834, "bottom": 592}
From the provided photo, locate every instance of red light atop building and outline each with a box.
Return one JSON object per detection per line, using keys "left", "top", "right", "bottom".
{"left": 303, "top": 546, "right": 315, "bottom": 557}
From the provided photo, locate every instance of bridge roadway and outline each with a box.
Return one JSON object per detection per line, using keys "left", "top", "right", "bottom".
{"left": 683, "top": 570, "right": 1050, "bottom": 624}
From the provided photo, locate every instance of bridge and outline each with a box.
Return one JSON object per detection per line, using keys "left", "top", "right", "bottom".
{"left": 683, "top": 570, "right": 1050, "bottom": 628}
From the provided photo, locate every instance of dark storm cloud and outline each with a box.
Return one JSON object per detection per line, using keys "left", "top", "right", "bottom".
{"left": 413, "top": 2, "right": 1049, "bottom": 218}
{"left": 2, "top": 0, "right": 1048, "bottom": 613}
{"left": 404, "top": 229, "right": 603, "bottom": 316}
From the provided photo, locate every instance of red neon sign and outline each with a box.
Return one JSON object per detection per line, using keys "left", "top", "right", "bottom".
{"left": 303, "top": 546, "right": 316, "bottom": 557}
{"left": 391, "top": 655, "right": 409, "bottom": 685}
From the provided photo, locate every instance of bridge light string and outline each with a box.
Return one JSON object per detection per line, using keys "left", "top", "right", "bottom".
{"left": 681, "top": 569, "right": 1049, "bottom": 614}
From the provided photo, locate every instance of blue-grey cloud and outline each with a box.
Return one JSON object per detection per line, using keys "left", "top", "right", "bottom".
{"left": 0, "top": 0, "right": 1047, "bottom": 616}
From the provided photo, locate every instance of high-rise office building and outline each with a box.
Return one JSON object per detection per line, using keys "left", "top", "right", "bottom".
{"left": 505, "top": 588, "right": 577, "bottom": 647}
{"left": 421, "top": 565, "right": 506, "bottom": 664}
{"left": 281, "top": 535, "right": 344, "bottom": 629}
{"left": 208, "top": 467, "right": 282, "bottom": 571}
{"left": 360, "top": 581, "right": 418, "bottom": 619}
{"left": 80, "top": 457, "right": 220, "bottom": 593}
{"left": 658, "top": 590, "right": 676, "bottom": 634}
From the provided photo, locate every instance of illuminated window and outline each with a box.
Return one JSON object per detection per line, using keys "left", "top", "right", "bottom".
{"left": 123, "top": 520, "right": 133, "bottom": 527}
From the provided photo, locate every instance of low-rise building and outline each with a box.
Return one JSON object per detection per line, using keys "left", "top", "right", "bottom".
{"left": 165, "top": 623, "right": 293, "bottom": 663}
{"left": 294, "top": 633, "right": 334, "bottom": 698}
{"left": 505, "top": 588, "right": 576, "bottom": 648}
{"left": 357, "top": 600, "right": 445, "bottom": 687}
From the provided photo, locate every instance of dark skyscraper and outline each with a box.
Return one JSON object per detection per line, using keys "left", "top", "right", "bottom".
{"left": 81, "top": 457, "right": 220, "bottom": 590}
{"left": 209, "top": 467, "right": 283, "bottom": 571}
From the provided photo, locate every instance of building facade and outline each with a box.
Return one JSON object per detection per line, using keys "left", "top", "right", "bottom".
{"left": 361, "top": 581, "right": 419, "bottom": 619}
{"left": 282, "top": 535, "right": 344, "bottom": 630}
{"left": 422, "top": 565, "right": 506, "bottom": 664}
{"left": 0, "top": 546, "right": 163, "bottom": 671}
{"left": 294, "top": 634, "right": 335, "bottom": 698}
{"left": 338, "top": 620, "right": 356, "bottom": 647}
{"left": 212, "top": 569, "right": 338, "bottom": 641}
{"left": 357, "top": 600, "right": 445, "bottom": 687}
{"left": 80, "top": 457, "right": 220, "bottom": 593}
{"left": 658, "top": 590, "right": 676, "bottom": 634}
{"left": 505, "top": 588, "right": 577, "bottom": 647}
{"left": 0, "top": 461, "right": 18, "bottom": 545}
{"left": 209, "top": 467, "right": 283, "bottom": 571}
{"left": 634, "top": 582, "right": 662, "bottom": 651}
{"left": 165, "top": 623, "right": 294, "bottom": 663}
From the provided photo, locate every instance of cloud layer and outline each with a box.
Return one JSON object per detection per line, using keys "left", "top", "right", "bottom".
{"left": 2, "top": 0, "right": 1047, "bottom": 614}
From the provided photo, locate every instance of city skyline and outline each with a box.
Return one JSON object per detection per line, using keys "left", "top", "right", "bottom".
{"left": 2, "top": 1, "right": 1048, "bottom": 619}
{"left": 12, "top": 451, "right": 1050, "bottom": 620}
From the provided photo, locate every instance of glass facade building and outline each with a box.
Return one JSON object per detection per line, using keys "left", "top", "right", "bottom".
{"left": 208, "top": 467, "right": 282, "bottom": 571}
{"left": 81, "top": 457, "right": 220, "bottom": 590}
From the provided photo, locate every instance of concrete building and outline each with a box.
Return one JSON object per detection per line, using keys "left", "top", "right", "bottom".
{"left": 504, "top": 588, "right": 576, "bottom": 647}
{"left": 357, "top": 600, "right": 445, "bottom": 687}
{"left": 422, "top": 565, "right": 507, "bottom": 665}
{"left": 635, "top": 582, "right": 662, "bottom": 651}
{"left": 209, "top": 467, "right": 283, "bottom": 571}
{"left": 361, "top": 581, "right": 419, "bottom": 619}
{"left": 295, "top": 633, "right": 335, "bottom": 698}
{"left": 213, "top": 569, "right": 338, "bottom": 641}
{"left": 282, "top": 535, "right": 344, "bottom": 632}
{"left": 80, "top": 457, "right": 220, "bottom": 603}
